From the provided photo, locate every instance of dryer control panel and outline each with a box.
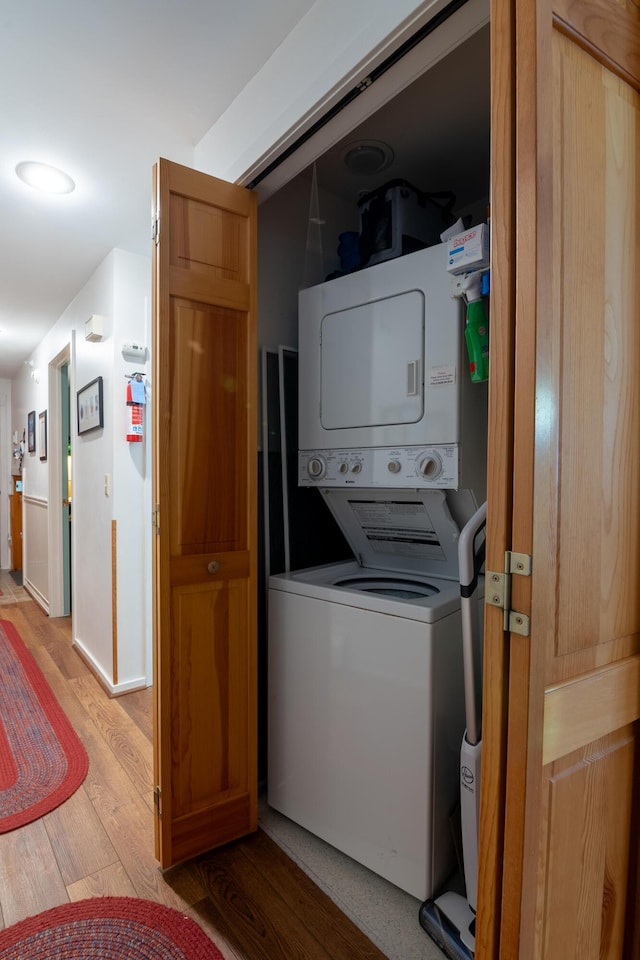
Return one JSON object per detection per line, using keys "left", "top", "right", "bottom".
{"left": 298, "top": 445, "right": 459, "bottom": 489}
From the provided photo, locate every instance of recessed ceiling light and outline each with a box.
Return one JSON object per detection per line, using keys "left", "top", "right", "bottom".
{"left": 15, "top": 161, "right": 75, "bottom": 195}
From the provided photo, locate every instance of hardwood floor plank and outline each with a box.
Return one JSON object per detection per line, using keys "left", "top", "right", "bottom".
{"left": 69, "top": 674, "right": 154, "bottom": 804}
{"left": 67, "top": 863, "right": 138, "bottom": 900}
{"left": 186, "top": 898, "right": 255, "bottom": 960}
{"left": 119, "top": 687, "right": 153, "bottom": 743}
{"left": 44, "top": 786, "right": 118, "bottom": 885}
{"left": 41, "top": 618, "right": 89, "bottom": 681}
{"left": 0, "top": 820, "right": 68, "bottom": 926}
{"left": 91, "top": 791, "right": 206, "bottom": 910}
{"left": 194, "top": 831, "right": 387, "bottom": 960}
{"left": 240, "top": 830, "right": 387, "bottom": 959}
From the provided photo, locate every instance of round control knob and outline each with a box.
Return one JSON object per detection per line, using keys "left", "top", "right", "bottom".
{"left": 338, "top": 462, "right": 349, "bottom": 474}
{"left": 307, "top": 457, "right": 326, "bottom": 479}
{"left": 416, "top": 452, "right": 443, "bottom": 481}
{"left": 387, "top": 460, "right": 401, "bottom": 474}
{"left": 351, "top": 462, "right": 362, "bottom": 474}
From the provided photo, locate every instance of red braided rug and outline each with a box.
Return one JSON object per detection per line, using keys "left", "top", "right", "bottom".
{"left": 0, "top": 619, "right": 88, "bottom": 832}
{"left": 0, "top": 898, "right": 225, "bottom": 958}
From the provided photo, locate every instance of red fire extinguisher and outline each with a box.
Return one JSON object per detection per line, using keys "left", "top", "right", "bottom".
{"left": 126, "top": 373, "right": 145, "bottom": 443}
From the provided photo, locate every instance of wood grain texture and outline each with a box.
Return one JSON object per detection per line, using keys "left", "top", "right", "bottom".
{"left": 43, "top": 786, "right": 117, "bottom": 885}
{"left": 0, "top": 819, "right": 68, "bottom": 926}
{"left": 9, "top": 477, "right": 22, "bottom": 571}
{"left": 506, "top": 3, "right": 640, "bottom": 956}
{"left": 550, "top": 36, "right": 640, "bottom": 673}
{"left": 553, "top": 0, "right": 640, "bottom": 90}
{"left": 543, "top": 654, "right": 640, "bottom": 764}
{"left": 497, "top": 0, "right": 541, "bottom": 952}
{"left": 153, "top": 158, "right": 258, "bottom": 867}
{"left": 476, "top": 3, "right": 516, "bottom": 958}
{"left": 66, "top": 862, "right": 138, "bottom": 901}
{"left": 118, "top": 686, "right": 153, "bottom": 742}
{"left": 194, "top": 830, "right": 388, "bottom": 960}
{"left": 69, "top": 673, "right": 155, "bottom": 805}
{"left": 534, "top": 729, "right": 635, "bottom": 958}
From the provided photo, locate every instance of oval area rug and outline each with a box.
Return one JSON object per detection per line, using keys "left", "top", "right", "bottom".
{"left": 0, "top": 619, "right": 89, "bottom": 831}
{"left": 0, "top": 898, "right": 225, "bottom": 959}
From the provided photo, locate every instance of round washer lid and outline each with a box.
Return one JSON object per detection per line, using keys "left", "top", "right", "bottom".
{"left": 332, "top": 575, "right": 439, "bottom": 599}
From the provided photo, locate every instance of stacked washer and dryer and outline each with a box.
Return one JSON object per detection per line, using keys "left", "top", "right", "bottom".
{"left": 267, "top": 239, "right": 488, "bottom": 901}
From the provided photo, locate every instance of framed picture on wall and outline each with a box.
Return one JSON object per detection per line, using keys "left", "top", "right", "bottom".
{"left": 39, "top": 410, "right": 47, "bottom": 461}
{"left": 77, "top": 376, "right": 104, "bottom": 435}
{"left": 27, "top": 410, "right": 36, "bottom": 453}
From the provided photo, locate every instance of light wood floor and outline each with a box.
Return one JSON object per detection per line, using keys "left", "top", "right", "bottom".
{"left": 0, "top": 590, "right": 387, "bottom": 960}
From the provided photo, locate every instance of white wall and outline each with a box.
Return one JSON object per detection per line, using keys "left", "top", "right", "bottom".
{"left": 112, "top": 249, "right": 153, "bottom": 686}
{"left": 12, "top": 249, "right": 151, "bottom": 692}
{"left": 0, "top": 379, "right": 12, "bottom": 570}
{"left": 72, "top": 256, "right": 117, "bottom": 682}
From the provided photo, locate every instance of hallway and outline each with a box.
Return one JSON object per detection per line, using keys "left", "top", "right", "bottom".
{"left": 0, "top": 588, "right": 388, "bottom": 960}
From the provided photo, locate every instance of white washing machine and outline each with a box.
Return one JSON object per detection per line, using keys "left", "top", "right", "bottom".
{"left": 268, "top": 489, "right": 482, "bottom": 900}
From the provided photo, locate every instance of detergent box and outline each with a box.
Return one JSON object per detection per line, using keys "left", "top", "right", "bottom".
{"left": 446, "top": 224, "right": 490, "bottom": 275}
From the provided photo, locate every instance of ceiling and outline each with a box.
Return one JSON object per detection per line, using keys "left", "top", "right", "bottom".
{"left": 0, "top": 0, "right": 315, "bottom": 380}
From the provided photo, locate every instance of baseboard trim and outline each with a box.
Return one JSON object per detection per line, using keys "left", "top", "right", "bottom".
{"left": 24, "top": 578, "right": 49, "bottom": 615}
{"left": 72, "top": 637, "right": 147, "bottom": 698}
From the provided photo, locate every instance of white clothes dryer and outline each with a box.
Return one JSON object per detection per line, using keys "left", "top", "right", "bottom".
{"left": 297, "top": 241, "right": 488, "bottom": 494}
{"left": 268, "top": 490, "right": 483, "bottom": 901}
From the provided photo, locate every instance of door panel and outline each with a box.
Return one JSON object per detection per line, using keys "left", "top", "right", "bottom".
{"left": 551, "top": 33, "right": 640, "bottom": 667}
{"left": 536, "top": 729, "right": 635, "bottom": 958}
{"left": 169, "top": 300, "right": 248, "bottom": 554}
{"left": 153, "top": 158, "right": 257, "bottom": 868}
{"left": 483, "top": 1, "right": 640, "bottom": 957}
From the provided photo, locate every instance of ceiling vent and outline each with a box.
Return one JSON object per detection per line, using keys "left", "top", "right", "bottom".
{"left": 343, "top": 140, "right": 395, "bottom": 176}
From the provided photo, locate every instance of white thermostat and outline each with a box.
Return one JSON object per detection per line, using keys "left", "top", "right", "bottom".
{"left": 122, "top": 342, "right": 146, "bottom": 362}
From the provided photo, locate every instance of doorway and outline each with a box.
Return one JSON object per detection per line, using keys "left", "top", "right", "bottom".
{"left": 253, "top": 6, "right": 490, "bottom": 956}
{"left": 48, "top": 343, "right": 73, "bottom": 618}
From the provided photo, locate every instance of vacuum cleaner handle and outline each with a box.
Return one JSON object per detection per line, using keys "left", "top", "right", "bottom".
{"left": 459, "top": 501, "right": 487, "bottom": 747}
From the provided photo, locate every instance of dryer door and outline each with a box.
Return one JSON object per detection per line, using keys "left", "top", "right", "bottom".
{"left": 320, "top": 290, "right": 424, "bottom": 430}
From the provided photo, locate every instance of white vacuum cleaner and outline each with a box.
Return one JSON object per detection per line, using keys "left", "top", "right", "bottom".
{"left": 419, "top": 501, "right": 487, "bottom": 960}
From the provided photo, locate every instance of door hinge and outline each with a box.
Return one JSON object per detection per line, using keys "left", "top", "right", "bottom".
{"left": 153, "top": 785, "right": 162, "bottom": 817}
{"left": 152, "top": 504, "right": 160, "bottom": 533}
{"left": 486, "top": 550, "right": 531, "bottom": 637}
{"left": 151, "top": 213, "right": 160, "bottom": 245}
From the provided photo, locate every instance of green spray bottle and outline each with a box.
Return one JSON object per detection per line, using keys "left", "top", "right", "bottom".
{"left": 463, "top": 272, "right": 489, "bottom": 383}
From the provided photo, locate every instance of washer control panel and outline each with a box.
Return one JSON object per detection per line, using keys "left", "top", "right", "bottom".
{"left": 298, "top": 446, "right": 459, "bottom": 488}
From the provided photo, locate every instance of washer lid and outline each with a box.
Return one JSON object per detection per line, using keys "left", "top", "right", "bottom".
{"left": 319, "top": 488, "right": 460, "bottom": 580}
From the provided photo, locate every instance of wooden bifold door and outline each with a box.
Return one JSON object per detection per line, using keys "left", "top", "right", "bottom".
{"left": 480, "top": 1, "right": 640, "bottom": 958}
{"left": 152, "top": 159, "right": 258, "bottom": 869}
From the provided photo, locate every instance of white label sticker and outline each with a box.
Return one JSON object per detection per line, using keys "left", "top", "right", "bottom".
{"left": 429, "top": 365, "right": 456, "bottom": 386}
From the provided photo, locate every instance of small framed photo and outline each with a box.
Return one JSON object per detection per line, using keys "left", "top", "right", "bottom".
{"left": 77, "top": 376, "right": 104, "bottom": 436}
{"left": 39, "top": 411, "right": 47, "bottom": 461}
{"left": 27, "top": 410, "right": 36, "bottom": 453}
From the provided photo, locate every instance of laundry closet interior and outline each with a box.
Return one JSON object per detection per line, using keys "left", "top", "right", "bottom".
{"left": 254, "top": 1, "right": 490, "bottom": 953}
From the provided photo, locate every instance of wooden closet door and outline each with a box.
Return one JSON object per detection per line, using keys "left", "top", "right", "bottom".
{"left": 480, "top": 2, "right": 640, "bottom": 958}
{"left": 152, "top": 158, "right": 258, "bottom": 868}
